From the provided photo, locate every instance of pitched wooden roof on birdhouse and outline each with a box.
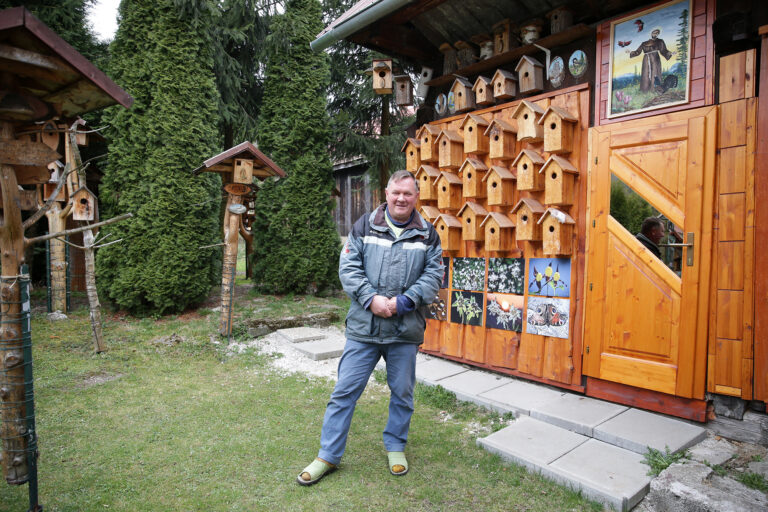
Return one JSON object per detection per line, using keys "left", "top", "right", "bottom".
{"left": 418, "top": 123, "right": 442, "bottom": 138}
{"left": 419, "top": 205, "right": 441, "bottom": 223}
{"left": 415, "top": 164, "right": 440, "bottom": 182}
{"left": 194, "top": 141, "right": 286, "bottom": 178}
{"left": 457, "top": 201, "right": 488, "bottom": 218}
{"left": 492, "top": 68, "right": 518, "bottom": 84}
{"left": 512, "top": 149, "right": 546, "bottom": 168}
{"left": 481, "top": 165, "right": 517, "bottom": 182}
{"left": 473, "top": 75, "right": 494, "bottom": 105}
{"left": 510, "top": 197, "right": 546, "bottom": 215}
{"left": 459, "top": 157, "right": 488, "bottom": 175}
{"left": 540, "top": 155, "right": 578, "bottom": 175}
{"left": 436, "top": 129, "right": 463, "bottom": 145}
{"left": 537, "top": 208, "right": 576, "bottom": 226}
{"left": 401, "top": 137, "right": 421, "bottom": 152}
{"left": 514, "top": 55, "right": 544, "bottom": 73}
{"left": 436, "top": 170, "right": 462, "bottom": 186}
{"left": 436, "top": 213, "right": 462, "bottom": 228}
{"left": 460, "top": 114, "right": 490, "bottom": 131}
{"left": 537, "top": 106, "right": 578, "bottom": 125}
{"left": 511, "top": 100, "right": 545, "bottom": 120}
{"left": 480, "top": 211, "right": 515, "bottom": 229}
{"left": 483, "top": 118, "right": 517, "bottom": 137}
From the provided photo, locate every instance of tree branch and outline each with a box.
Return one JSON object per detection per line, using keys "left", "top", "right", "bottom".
{"left": 25, "top": 213, "right": 133, "bottom": 246}
{"left": 21, "top": 163, "right": 75, "bottom": 229}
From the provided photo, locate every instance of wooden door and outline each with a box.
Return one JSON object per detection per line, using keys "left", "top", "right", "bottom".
{"left": 583, "top": 107, "right": 716, "bottom": 399}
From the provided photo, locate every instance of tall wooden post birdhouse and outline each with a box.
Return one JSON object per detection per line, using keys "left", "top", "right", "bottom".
{"left": 72, "top": 186, "right": 97, "bottom": 221}
{"left": 483, "top": 165, "right": 516, "bottom": 206}
{"left": 539, "top": 106, "right": 578, "bottom": 154}
{"left": 415, "top": 164, "right": 440, "bottom": 201}
{"left": 450, "top": 77, "right": 475, "bottom": 113}
{"left": 402, "top": 137, "right": 421, "bottom": 172}
{"left": 459, "top": 157, "right": 488, "bottom": 198}
{"left": 394, "top": 75, "right": 413, "bottom": 106}
{"left": 473, "top": 76, "right": 494, "bottom": 106}
{"left": 492, "top": 19, "right": 513, "bottom": 55}
{"left": 491, "top": 69, "right": 518, "bottom": 100}
{"left": 481, "top": 212, "right": 515, "bottom": 252}
{"left": 484, "top": 118, "right": 517, "bottom": 160}
{"left": 372, "top": 59, "right": 393, "bottom": 94}
{"left": 540, "top": 155, "right": 578, "bottom": 206}
{"left": 512, "top": 149, "right": 546, "bottom": 191}
{"left": 460, "top": 114, "right": 490, "bottom": 155}
{"left": 511, "top": 100, "right": 545, "bottom": 142}
{"left": 539, "top": 208, "right": 575, "bottom": 256}
{"left": 419, "top": 205, "right": 441, "bottom": 224}
{"left": 515, "top": 56, "right": 544, "bottom": 94}
{"left": 436, "top": 129, "right": 464, "bottom": 169}
{"left": 435, "top": 213, "right": 462, "bottom": 252}
{"left": 511, "top": 197, "right": 545, "bottom": 241}
{"left": 457, "top": 201, "right": 488, "bottom": 241}
{"left": 417, "top": 124, "right": 441, "bottom": 163}
{"left": 435, "top": 171, "right": 463, "bottom": 210}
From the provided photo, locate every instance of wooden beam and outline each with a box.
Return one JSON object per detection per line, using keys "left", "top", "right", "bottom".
{"left": 385, "top": 0, "right": 451, "bottom": 24}
{"left": 349, "top": 23, "right": 437, "bottom": 63}
{"left": 0, "top": 43, "right": 76, "bottom": 75}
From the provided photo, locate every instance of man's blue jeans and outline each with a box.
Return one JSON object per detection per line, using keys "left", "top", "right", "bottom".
{"left": 317, "top": 339, "right": 419, "bottom": 466}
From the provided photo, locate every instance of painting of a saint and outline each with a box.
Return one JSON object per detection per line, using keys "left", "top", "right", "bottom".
{"left": 626, "top": 28, "right": 676, "bottom": 92}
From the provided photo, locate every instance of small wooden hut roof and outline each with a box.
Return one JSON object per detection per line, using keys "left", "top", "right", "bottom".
{"left": 419, "top": 205, "right": 441, "bottom": 220}
{"left": 451, "top": 76, "right": 473, "bottom": 89}
{"left": 514, "top": 55, "right": 544, "bottom": 71}
{"left": 538, "top": 208, "right": 576, "bottom": 225}
{"left": 401, "top": 137, "right": 421, "bottom": 151}
{"left": 459, "top": 157, "right": 488, "bottom": 172}
{"left": 538, "top": 105, "right": 578, "bottom": 124}
{"left": 473, "top": 75, "right": 492, "bottom": 89}
{"left": 511, "top": 100, "right": 546, "bottom": 119}
{"left": 417, "top": 123, "right": 442, "bottom": 138}
{"left": 492, "top": 68, "right": 518, "bottom": 83}
{"left": 483, "top": 118, "right": 517, "bottom": 136}
{"left": 480, "top": 211, "right": 515, "bottom": 228}
{"left": 194, "top": 141, "right": 286, "bottom": 178}
{"left": 512, "top": 149, "right": 546, "bottom": 167}
{"left": 457, "top": 201, "right": 488, "bottom": 217}
{"left": 436, "top": 213, "right": 462, "bottom": 228}
{"left": 482, "top": 165, "right": 517, "bottom": 181}
{"left": 436, "top": 171, "right": 462, "bottom": 185}
{"left": 540, "top": 154, "right": 578, "bottom": 174}
{"left": 510, "top": 197, "right": 545, "bottom": 214}
{"left": 415, "top": 164, "right": 440, "bottom": 178}
{"left": 436, "top": 129, "right": 463, "bottom": 144}
{"left": 460, "top": 113, "right": 490, "bottom": 129}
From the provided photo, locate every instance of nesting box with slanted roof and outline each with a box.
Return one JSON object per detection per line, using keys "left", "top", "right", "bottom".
{"left": 539, "top": 106, "right": 578, "bottom": 154}
{"left": 539, "top": 208, "right": 576, "bottom": 255}
{"left": 491, "top": 69, "right": 518, "bottom": 100}
{"left": 511, "top": 197, "right": 545, "bottom": 241}
{"left": 459, "top": 157, "right": 488, "bottom": 198}
{"left": 402, "top": 138, "right": 421, "bottom": 172}
{"left": 372, "top": 59, "right": 393, "bottom": 94}
{"left": 451, "top": 77, "right": 475, "bottom": 113}
{"left": 481, "top": 212, "right": 515, "bottom": 252}
{"left": 394, "top": 75, "right": 413, "bottom": 106}
{"left": 419, "top": 205, "right": 441, "bottom": 224}
{"left": 457, "top": 201, "right": 488, "bottom": 241}
{"left": 473, "top": 76, "right": 494, "bottom": 106}
{"left": 415, "top": 164, "right": 440, "bottom": 201}
{"left": 460, "top": 114, "right": 490, "bottom": 155}
{"left": 483, "top": 165, "right": 516, "bottom": 206}
{"left": 511, "top": 100, "right": 545, "bottom": 142}
{"left": 485, "top": 118, "right": 517, "bottom": 160}
{"left": 435, "top": 171, "right": 463, "bottom": 210}
{"left": 417, "top": 124, "right": 441, "bottom": 163}
{"left": 435, "top": 213, "right": 462, "bottom": 251}
{"left": 541, "top": 155, "right": 578, "bottom": 206}
{"left": 512, "top": 149, "right": 545, "bottom": 191}
{"left": 72, "top": 186, "right": 97, "bottom": 221}
{"left": 515, "top": 56, "right": 544, "bottom": 94}
{"left": 437, "top": 129, "right": 464, "bottom": 169}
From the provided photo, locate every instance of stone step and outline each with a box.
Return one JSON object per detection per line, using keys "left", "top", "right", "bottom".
{"left": 291, "top": 335, "right": 346, "bottom": 361}
{"left": 275, "top": 327, "right": 327, "bottom": 343}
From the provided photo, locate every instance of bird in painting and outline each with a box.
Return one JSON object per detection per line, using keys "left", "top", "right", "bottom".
{"left": 634, "top": 19, "right": 644, "bottom": 31}
{"left": 617, "top": 40, "right": 632, "bottom": 47}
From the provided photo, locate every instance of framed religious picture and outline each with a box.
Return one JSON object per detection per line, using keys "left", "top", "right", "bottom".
{"left": 607, "top": 0, "right": 691, "bottom": 118}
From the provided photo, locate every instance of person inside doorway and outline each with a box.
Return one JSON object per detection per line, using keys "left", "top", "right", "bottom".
{"left": 636, "top": 217, "right": 665, "bottom": 259}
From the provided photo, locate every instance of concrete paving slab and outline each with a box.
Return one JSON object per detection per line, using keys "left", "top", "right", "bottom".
{"left": 594, "top": 408, "right": 707, "bottom": 455}
{"left": 415, "top": 357, "right": 468, "bottom": 384}
{"left": 436, "top": 370, "right": 512, "bottom": 406}
{"left": 530, "top": 393, "right": 628, "bottom": 436}
{"left": 477, "top": 416, "right": 588, "bottom": 468}
{"left": 688, "top": 436, "right": 738, "bottom": 466}
{"left": 548, "top": 438, "right": 651, "bottom": 512}
{"left": 292, "top": 338, "right": 346, "bottom": 361}
{"left": 276, "top": 327, "right": 326, "bottom": 343}
{"left": 477, "top": 379, "right": 564, "bottom": 416}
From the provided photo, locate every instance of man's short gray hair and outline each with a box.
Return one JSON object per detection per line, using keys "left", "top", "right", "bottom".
{"left": 387, "top": 170, "right": 419, "bottom": 193}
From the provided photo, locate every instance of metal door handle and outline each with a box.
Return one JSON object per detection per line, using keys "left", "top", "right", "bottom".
{"left": 660, "top": 233, "right": 694, "bottom": 266}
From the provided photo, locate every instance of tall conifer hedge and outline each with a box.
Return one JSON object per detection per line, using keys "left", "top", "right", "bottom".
{"left": 251, "top": 0, "right": 340, "bottom": 294}
{"left": 96, "top": 0, "right": 221, "bottom": 315}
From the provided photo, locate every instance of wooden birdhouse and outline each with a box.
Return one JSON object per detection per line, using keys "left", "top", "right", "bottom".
{"left": 491, "top": 69, "right": 518, "bottom": 100}
{"left": 511, "top": 197, "right": 545, "bottom": 241}
{"left": 482, "top": 165, "right": 516, "bottom": 206}
{"left": 402, "top": 138, "right": 421, "bottom": 172}
{"left": 44, "top": 181, "right": 66, "bottom": 202}
{"left": 484, "top": 118, "right": 517, "bottom": 160}
{"left": 394, "top": 75, "right": 413, "bottom": 106}
{"left": 436, "top": 129, "right": 464, "bottom": 169}
{"left": 459, "top": 157, "right": 488, "bottom": 198}
{"left": 492, "top": 19, "right": 513, "bottom": 55}
{"left": 473, "top": 76, "right": 494, "bottom": 106}
{"left": 511, "top": 100, "right": 545, "bottom": 142}
{"left": 481, "top": 212, "right": 515, "bottom": 252}
{"left": 434, "top": 213, "right": 462, "bottom": 252}
{"left": 415, "top": 164, "right": 440, "bottom": 201}
{"left": 457, "top": 201, "right": 488, "bottom": 241}
{"left": 539, "top": 106, "right": 578, "bottom": 154}
{"left": 460, "top": 114, "right": 490, "bottom": 155}
{"left": 541, "top": 155, "right": 579, "bottom": 206}
{"left": 547, "top": 6, "right": 574, "bottom": 34}
{"left": 435, "top": 171, "right": 463, "bottom": 210}
{"left": 417, "top": 124, "right": 441, "bottom": 163}
{"left": 233, "top": 158, "right": 254, "bottom": 184}
{"left": 515, "top": 56, "right": 544, "bottom": 94}
{"left": 72, "top": 186, "right": 97, "bottom": 221}
{"left": 450, "top": 77, "right": 475, "bottom": 113}
{"left": 372, "top": 59, "right": 393, "bottom": 94}
{"left": 539, "top": 208, "right": 576, "bottom": 255}
{"left": 512, "top": 149, "right": 546, "bottom": 191}
{"left": 416, "top": 67, "right": 433, "bottom": 98}
{"left": 419, "top": 205, "right": 441, "bottom": 224}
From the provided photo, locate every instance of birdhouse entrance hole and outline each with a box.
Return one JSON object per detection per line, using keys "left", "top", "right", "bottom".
{"left": 379, "top": 71, "right": 386, "bottom": 78}
{"left": 490, "top": 227, "right": 496, "bottom": 234}
{"left": 492, "top": 181, "right": 498, "bottom": 188}
{"left": 522, "top": 214, "right": 528, "bottom": 222}
{"left": 467, "top": 172, "right": 472, "bottom": 179}
{"left": 442, "top": 186, "right": 447, "bottom": 192}
{"left": 552, "top": 171, "right": 558, "bottom": 179}
{"left": 549, "top": 225, "right": 555, "bottom": 232}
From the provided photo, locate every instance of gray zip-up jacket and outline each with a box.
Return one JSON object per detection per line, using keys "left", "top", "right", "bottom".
{"left": 340, "top": 204, "right": 443, "bottom": 344}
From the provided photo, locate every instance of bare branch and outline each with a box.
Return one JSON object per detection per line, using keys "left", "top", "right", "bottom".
{"left": 25, "top": 213, "right": 132, "bottom": 246}
{"left": 21, "top": 162, "right": 79, "bottom": 229}
{"left": 92, "top": 238, "right": 124, "bottom": 250}
{"left": 199, "top": 242, "right": 226, "bottom": 249}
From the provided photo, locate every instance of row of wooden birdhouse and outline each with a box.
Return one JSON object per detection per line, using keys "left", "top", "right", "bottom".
{"left": 425, "top": 202, "right": 574, "bottom": 255}
{"left": 449, "top": 58, "right": 545, "bottom": 113}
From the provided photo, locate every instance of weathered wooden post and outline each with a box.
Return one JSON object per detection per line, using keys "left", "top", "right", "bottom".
{"left": 194, "top": 142, "right": 286, "bottom": 337}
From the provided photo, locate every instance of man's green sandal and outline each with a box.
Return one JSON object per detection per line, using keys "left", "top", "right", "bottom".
{"left": 388, "top": 451, "right": 408, "bottom": 476}
{"left": 297, "top": 458, "right": 336, "bottom": 486}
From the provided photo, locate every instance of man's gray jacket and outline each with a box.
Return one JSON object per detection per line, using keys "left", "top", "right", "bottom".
{"left": 340, "top": 204, "right": 443, "bottom": 345}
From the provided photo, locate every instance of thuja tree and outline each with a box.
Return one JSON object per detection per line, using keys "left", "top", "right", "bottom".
{"left": 95, "top": 0, "right": 221, "bottom": 315}
{"left": 251, "top": 0, "right": 340, "bottom": 294}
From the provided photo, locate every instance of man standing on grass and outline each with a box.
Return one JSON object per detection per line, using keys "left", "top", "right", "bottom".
{"left": 298, "top": 170, "right": 443, "bottom": 485}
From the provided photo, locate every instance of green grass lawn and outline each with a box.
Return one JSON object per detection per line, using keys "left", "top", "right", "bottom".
{"left": 0, "top": 298, "right": 601, "bottom": 512}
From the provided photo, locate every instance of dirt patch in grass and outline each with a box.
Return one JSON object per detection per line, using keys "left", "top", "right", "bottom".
{"left": 78, "top": 371, "right": 125, "bottom": 388}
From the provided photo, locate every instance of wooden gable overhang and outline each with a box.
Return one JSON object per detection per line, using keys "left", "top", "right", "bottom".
{"left": 193, "top": 141, "right": 286, "bottom": 179}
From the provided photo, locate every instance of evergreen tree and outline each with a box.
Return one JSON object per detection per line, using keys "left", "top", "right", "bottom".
{"left": 95, "top": 0, "right": 222, "bottom": 315}
{"left": 251, "top": 0, "right": 340, "bottom": 294}
{"left": 676, "top": 9, "right": 689, "bottom": 80}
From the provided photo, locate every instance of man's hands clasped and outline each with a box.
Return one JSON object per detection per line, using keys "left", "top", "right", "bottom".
{"left": 370, "top": 295, "right": 398, "bottom": 318}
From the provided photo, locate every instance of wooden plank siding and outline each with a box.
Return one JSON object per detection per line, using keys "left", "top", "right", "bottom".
{"left": 754, "top": 27, "right": 768, "bottom": 405}
{"left": 706, "top": 51, "right": 757, "bottom": 400}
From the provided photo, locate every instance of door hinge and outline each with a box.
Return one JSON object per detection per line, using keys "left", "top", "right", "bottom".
{"left": 586, "top": 346, "right": 590, "bottom": 354}
{"left": 594, "top": 157, "right": 598, "bottom": 165}
{"left": 592, "top": 219, "right": 595, "bottom": 228}
{"left": 589, "top": 283, "right": 593, "bottom": 291}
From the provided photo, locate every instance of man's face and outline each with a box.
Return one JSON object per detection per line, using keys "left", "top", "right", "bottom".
{"left": 651, "top": 30, "right": 660, "bottom": 39}
{"left": 649, "top": 224, "right": 665, "bottom": 244}
{"left": 385, "top": 178, "right": 418, "bottom": 223}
